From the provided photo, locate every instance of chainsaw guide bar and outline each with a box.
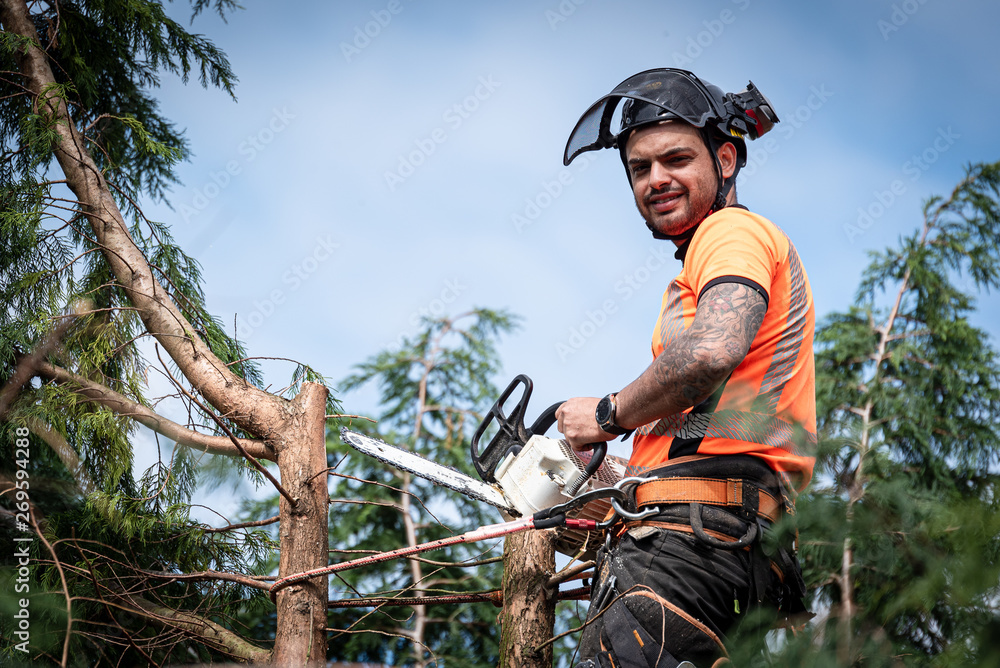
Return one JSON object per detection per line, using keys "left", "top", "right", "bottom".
{"left": 340, "top": 375, "right": 630, "bottom": 559}
{"left": 340, "top": 428, "right": 517, "bottom": 514}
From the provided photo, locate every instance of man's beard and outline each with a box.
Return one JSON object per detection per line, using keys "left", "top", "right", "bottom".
{"left": 637, "top": 187, "right": 713, "bottom": 240}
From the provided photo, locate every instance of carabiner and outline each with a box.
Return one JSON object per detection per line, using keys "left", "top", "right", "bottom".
{"left": 612, "top": 475, "right": 648, "bottom": 494}
{"left": 609, "top": 475, "right": 659, "bottom": 521}
{"left": 611, "top": 496, "right": 660, "bottom": 521}
{"left": 535, "top": 485, "right": 628, "bottom": 522}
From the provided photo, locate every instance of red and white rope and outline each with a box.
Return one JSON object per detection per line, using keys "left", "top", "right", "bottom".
{"left": 269, "top": 517, "right": 535, "bottom": 599}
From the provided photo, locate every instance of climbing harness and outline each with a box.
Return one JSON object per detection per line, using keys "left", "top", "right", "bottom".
{"left": 572, "top": 455, "right": 808, "bottom": 668}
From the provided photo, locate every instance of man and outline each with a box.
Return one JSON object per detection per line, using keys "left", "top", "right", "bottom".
{"left": 555, "top": 69, "right": 815, "bottom": 667}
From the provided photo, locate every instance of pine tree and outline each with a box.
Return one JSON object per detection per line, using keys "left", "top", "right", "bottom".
{"left": 0, "top": 1, "right": 333, "bottom": 663}
{"left": 768, "top": 162, "right": 1000, "bottom": 666}
{"left": 322, "top": 309, "right": 519, "bottom": 668}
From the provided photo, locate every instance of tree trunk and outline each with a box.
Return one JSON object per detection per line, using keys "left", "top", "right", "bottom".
{"left": 0, "top": 0, "right": 282, "bottom": 443}
{"left": 498, "top": 529, "right": 557, "bottom": 668}
{"left": 399, "top": 471, "right": 429, "bottom": 668}
{"left": 0, "top": 2, "right": 333, "bottom": 662}
{"left": 272, "top": 381, "right": 330, "bottom": 666}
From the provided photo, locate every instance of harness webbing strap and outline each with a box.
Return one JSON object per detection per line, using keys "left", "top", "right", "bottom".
{"left": 633, "top": 477, "right": 781, "bottom": 523}
{"left": 620, "top": 520, "right": 743, "bottom": 546}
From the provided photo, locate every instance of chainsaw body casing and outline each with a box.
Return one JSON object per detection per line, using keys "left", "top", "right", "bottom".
{"left": 493, "top": 434, "right": 613, "bottom": 515}
{"left": 493, "top": 434, "right": 625, "bottom": 556}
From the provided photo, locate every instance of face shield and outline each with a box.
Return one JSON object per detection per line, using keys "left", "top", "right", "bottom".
{"left": 562, "top": 68, "right": 779, "bottom": 167}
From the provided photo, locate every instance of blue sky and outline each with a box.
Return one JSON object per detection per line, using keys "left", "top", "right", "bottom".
{"left": 136, "top": 0, "right": 1000, "bottom": 485}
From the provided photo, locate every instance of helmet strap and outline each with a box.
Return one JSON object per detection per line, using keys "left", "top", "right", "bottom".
{"left": 645, "top": 220, "right": 696, "bottom": 242}
{"left": 703, "top": 128, "right": 730, "bottom": 214}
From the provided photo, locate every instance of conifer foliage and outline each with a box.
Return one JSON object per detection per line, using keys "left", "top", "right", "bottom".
{"left": 326, "top": 309, "right": 519, "bottom": 668}
{"left": 784, "top": 162, "right": 1000, "bottom": 666}
{"left": 0, "top": 1, "right": 331, "bottom": 664}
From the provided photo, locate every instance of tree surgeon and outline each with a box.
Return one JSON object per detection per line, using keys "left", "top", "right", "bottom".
{"left": 555, "top": 69, "right": 815, "bottom": 667}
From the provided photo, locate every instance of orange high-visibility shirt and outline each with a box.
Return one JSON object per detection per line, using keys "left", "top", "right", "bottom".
{"left": 628, "top": 207, "right": 816, "bottom": 490}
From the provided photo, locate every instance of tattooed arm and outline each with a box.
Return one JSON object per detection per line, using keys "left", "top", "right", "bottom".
{"left": 618, "top": 281, "right": 767, "bottom": 427}
{"left": 557, "top": 282, "right": 767, "bottom": 449}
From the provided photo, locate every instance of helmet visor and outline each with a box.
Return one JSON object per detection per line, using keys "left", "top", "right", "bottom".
{"left": 563, "top": 69, "right": 723, "bottom": 166}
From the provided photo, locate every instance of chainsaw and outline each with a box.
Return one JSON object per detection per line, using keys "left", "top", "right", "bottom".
{"left": 341, "top": 375, "right": 629, "bottom": 557}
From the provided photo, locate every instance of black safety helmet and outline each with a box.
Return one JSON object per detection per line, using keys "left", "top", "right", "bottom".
{"left": 563, "top": 69, "right": 780, "bottom": 238}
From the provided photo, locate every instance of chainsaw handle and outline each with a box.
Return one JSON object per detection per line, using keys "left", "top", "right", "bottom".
{"left": 528, "top": 401, "right": 563, "bottom": 436}
{"left": 470, "top": 376, "right": 609, "bottom": 492}
{"left": 530, "top": 401, "right": 608, "bottom": 496}
{"left": 564, "top": 440, "right": 608, "bottom": 495}
{"left": 529, "top": 401, "right": 608, "bottom": 462}
{"left": 471, "top": 375, "right": 533, "bottom": 482}
{"left": 583, "top": 441, "right": 608, "bottom": 476}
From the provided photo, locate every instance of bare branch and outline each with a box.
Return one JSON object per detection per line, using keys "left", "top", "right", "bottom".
{"left": 135, "top": 569, "right": 274, "bottom": 591}
{"left": 0, "top": 300, "right": 84, "bottom": 419}
{"left": 545, "top": 560, "right": 595, "bottom": 589}
{"left": 155, "top": 346, "right": 294, "bottom": 505}
{"left": 328, "top": 590, "right": 503, "bottom": 608}
{"left": 30, "top": 508, "right": 72, "bottom": 667}
{"left": 328, "top": 471, "right": 449, "bottom": 529}
{"left": 105, "top": 586, "right": 270, "bottom": 662}
{"left": 203, "top": 514, "right": 279, "bottom": 533}
{"left": 326, "top": 413, "right": 376, "bottom": 423}
{"left": 34, "top": 360, "right": 275, "bottom": 461}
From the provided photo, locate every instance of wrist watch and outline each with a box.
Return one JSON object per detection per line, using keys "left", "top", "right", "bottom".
{"left": 595, "top": 393, "right": 628, "bottom": 435}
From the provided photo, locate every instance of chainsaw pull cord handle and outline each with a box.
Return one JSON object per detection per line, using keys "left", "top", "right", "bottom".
{"left": 563, "top": 441, "right": 608, "bottom": 496}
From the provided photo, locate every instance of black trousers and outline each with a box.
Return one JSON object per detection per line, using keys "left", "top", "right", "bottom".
{"left": 575, "top": 457, "right": 806, "bottom": 667}
{"left": 577, "top": 514, "right": 753, "bottom": 667}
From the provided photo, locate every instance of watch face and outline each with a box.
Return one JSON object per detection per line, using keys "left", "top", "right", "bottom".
{"left": 595, "top": 396, "right": 613, "bottom": 425}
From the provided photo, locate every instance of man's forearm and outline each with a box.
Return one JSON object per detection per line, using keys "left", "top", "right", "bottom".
{"left": 614, "top": 331, "right": 731, "bottom": 429}
{"left": 614, "top": 282, "right": 766, "bottom": 430}
{"left": 556, "top": 283, "right": 765, "bottom": 449}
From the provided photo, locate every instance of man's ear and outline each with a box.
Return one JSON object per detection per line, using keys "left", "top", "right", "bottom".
{"left": 717, "top": 141, "right": 738, "bottom": 180}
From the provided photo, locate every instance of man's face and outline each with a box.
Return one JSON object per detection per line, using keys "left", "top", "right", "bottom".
{"left": 624, "top": 122, "right": 736, "bottom": 239}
